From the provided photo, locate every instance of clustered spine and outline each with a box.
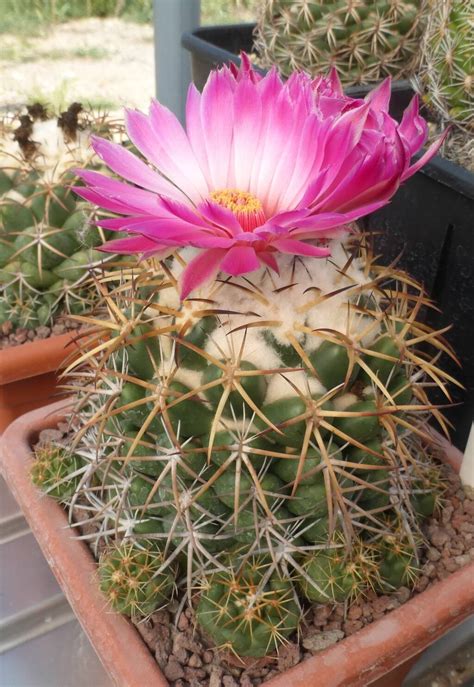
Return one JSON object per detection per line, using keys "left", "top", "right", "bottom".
{"left": 31, "top": 234, "right": 452, "bottom": 656}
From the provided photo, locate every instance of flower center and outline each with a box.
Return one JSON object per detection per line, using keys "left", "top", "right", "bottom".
{"left": 210, "top": 188, "right": 266, "bottom": 232}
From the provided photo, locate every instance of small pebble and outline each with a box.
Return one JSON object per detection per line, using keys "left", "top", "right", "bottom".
{"left": 177, "top": 612, "right": 189, "bottom": 631}
{"left": 348, "top": 605, "right": 362, "bottom": 620}
{"left": 343, "top": 620, "right": 363, "bottom": 635}
{"left": 188, "top": 653, "right": 203, "bottom": 668}
{"left": 277, "top": 642, "right": 301, "bottom": 671}
{"left": 430, "top": 527, "right": 450, "bottom": 547}
{"left": 427, "top": 547, "right": 442, "bottom": 561}
{"left": 303, "top": 629, "right": 344, "bottom": 653}
{"left": 222, "top": 676, "right": 239, "bottom": 687}
{"left": 164, "top": 658, "right": 185, "bottom": 681}
{"left": 395, "top": 587, "right": 411, "bottom": 604}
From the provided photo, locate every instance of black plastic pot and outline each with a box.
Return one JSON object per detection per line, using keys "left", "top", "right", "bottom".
{"left": 182, "top": 23, "right": 474, "bottom": 451}
{"left": 181, "top": 23, "right": 414, "bottom": 117}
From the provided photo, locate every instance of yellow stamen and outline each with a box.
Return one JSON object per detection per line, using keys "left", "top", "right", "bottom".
{"left": 210, "top": 189, "right": 262, "bottom": 214}
{"left": 210, "top": 189, "right": 266, "bottom": 231}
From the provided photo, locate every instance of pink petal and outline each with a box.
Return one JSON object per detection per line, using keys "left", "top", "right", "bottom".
{"left": 232, "top": 76, "right": 263, "bottom": 190}
{"left": 148, "top": 99, "right": 209, "bottom": 197}
{"left": 72, "top": 186, "right": 133, "bottom": 215}
{"left": 180, "top": 248, "right": 225, "bottom": 299}
{"left": 89, "top": 136, "right": 183, "bottom": 199}
{"left": 200, "top": 69, "right": 235, "bottom": 188}
{"left": 186, "top": 84, "right": 212, "bottom": 185}
{"left": 401, "top": 132, "right": 447, "bottom": 181}
{"left": 272, "top": 239, "right": 331, "bottom": 258}
{"left": 220, "top": 246, "right": 260, "bottom": 276}
{"left": 74, "top": 172, "right": 162, "bottom": 215}
{"left": 97, "top": 216, "right": 149, "bottom": 230}
{"left": 365, "top": 77, "right": 391, "bottom": 113}
{"left": 399, "top": 95, "right": 429, "bottom": 156}
{"left": 99, "top": 235, "right": 169, "bottom": 254}
{"left": 258, "top": 251, "right": 280, "bottom": 273}
{"left": 198, "top": 200, "right": 242, "bottom": 236}
{"left": 125, "top": 107, "right": 207, "bottom": 203}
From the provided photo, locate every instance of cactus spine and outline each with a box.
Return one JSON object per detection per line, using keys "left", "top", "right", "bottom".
{"left": 255, "top": 0, "right": 426, "bottom": 85}
{"left": 0, "top": 103, "right": 124, "bottom": 330}
{"left": 31, "top": 234, "right": 453, "bottom": 656}
{"left": 418, "top": 0, "right": 473, "bottom": 170}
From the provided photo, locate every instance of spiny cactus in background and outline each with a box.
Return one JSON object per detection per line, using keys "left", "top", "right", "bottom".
{"left": 32, "top": 232, "right": 453, "bottom": 656}
{"left": 418, "top": 0, "right": 473, "bottom": 170}
{"left": 255, "top": 0, "right": 426, "bottom": 85}
{"left": 0, "top": 103, "right": 124, "bottom": 330}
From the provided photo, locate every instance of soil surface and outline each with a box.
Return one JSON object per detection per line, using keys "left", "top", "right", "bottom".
{"left": 35, "top": 426, "right": 474, "bottom": 687}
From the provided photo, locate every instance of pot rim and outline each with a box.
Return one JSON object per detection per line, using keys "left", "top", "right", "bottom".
{"left": 0, "top": 332, "right": 79, "bottom": 386}
{"left": 1, "top": 400, "right": 472, "bottom": 687}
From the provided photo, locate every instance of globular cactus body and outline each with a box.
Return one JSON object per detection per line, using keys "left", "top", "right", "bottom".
{"left": 418, "top": 0, "right": 473, "bottom": 170}
{"left": 99, "top": 541, "right": 175, "bottom": 618}
{"left": 31, "top": 234, "right": 451, "bottom": 656}
{"left": 0, "top": 103, "right": 123, "bottom": 329}
{"left": 197, "top": 558, "right": 299, "bottom": 657}
{"left": 255, "top": 0, "right": 425, "bottom": 85}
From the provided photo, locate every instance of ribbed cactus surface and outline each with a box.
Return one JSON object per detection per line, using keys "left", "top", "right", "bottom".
{"left": 0, "top": 104, "right": 122, "bottom": 330}
{"left": 255, "top": 0, "right": 425, "bottom": 85}
{"left": 420, "top": 0, "right": 473, "bottom": 128}
{"left": 32, "top": 234, "right": 453, "bottom": 656}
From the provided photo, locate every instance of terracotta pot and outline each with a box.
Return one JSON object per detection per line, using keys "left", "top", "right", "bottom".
{"left": 1, "top": 401, "right": 473, "bottom": 687}
{"left": 0, "top": 333, "right": 78, "bottom": 433}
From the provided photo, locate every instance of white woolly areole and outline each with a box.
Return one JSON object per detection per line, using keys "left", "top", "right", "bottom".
{"left": 156, "top": 235, "right": 381, "bottom": 404}
{"left": 31, "top": 120, "right": 95, "bottom": 181}
{"left": 265, "top": 371, "right": 325, "bottom": 405}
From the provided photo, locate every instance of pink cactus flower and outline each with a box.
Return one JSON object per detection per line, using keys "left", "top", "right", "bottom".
{"left": 74, "top": 55, "right": 443, "bottom": 298}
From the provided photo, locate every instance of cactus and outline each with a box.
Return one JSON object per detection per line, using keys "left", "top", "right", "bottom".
{"left": 196, "top": 557, "right": 299, "bottom": 657}
{"left": 30, "top": 232, "right": 455, "bottom": 656}
{"left": 0, "top": 103, "right": 124, "bottom": 330}
{"left": 418, "top": 0, "right": 473, "bottom": 170}
{"left": 98, "top": 541, "right": 176, "bottom": 618}
{"left": 299, "top": 537, "right": 378, "bottom": 603}
{"left": 254, "top": 0, "right": 426, "bottom": 85}
{"left": 31, "top": 445, "right": 85, "bottom": 501}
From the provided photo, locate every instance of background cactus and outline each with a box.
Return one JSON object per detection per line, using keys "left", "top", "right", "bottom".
{"left": 254, "top": 0, "right": 426, "bottom": 85}
{"left": 32, "top": 233, "right": 453, "bottom": 656}
{"left": 417, "top": 0, "right": 473, "bottom": 170}
{"left": 0, "top": 103, "right": 124, "bottom": 331}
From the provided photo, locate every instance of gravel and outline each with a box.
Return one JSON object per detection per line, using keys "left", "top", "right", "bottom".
{"left": 0, "top": 317, "right": 80, "bottom": 350}
{"left": 35, "top": 427, "right": 474, "bottom": 686}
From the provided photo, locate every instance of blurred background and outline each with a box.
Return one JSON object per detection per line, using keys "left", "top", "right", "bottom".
{"left": 0, "top": 0, "right": 258, "bottom": 113}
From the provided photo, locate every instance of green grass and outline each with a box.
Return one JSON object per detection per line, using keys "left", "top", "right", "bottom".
{"left": 0, "top": 0, "right": 153, "bottom": 36}
{"left": 202, "top": 0, "right": 258, "bottom": 25}
{"left": 0, "top": 0, "right": 258, "bottom": 37}
{"left": 1, "top": 45, "right": 111, "bottom": 63}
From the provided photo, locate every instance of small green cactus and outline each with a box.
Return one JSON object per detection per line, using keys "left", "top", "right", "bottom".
{"left": 378, "top": 536, "right": 420, "bottom": 589}
{"left": 31, "top": 445, "right": 84, "bottom": 501}
{"left": 196, "top": 558, "right": 299, "bottom": 657}
{"left": 300, "top": 539, "right": 378, "bottom": 603}
{"left": 98, "top": 541, "right": 175, "bottom": 618}
{"left": 420, "top": 0, "right": 473, "bottom": 128}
